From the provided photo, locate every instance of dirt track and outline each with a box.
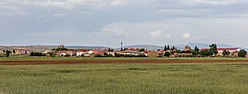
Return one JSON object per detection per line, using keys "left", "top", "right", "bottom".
{"left": 1, "top": 59, "right": 248, "bottom": 65}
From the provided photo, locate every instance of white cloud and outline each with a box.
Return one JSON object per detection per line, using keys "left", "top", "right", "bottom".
{"left": 150, "top": 30, "right": 171, "bottom": 39}
{"left": 183, "top": 33, "right": 191, "bottom": 39}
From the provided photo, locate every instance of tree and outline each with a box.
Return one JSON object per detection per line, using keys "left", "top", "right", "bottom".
{"left": 192, "top": 46, "right": 200, "bottom": 56}
{"left": 108, "top": 48, "right": 113, "bottom": 52}
{"left": 164, "top": 52, "right": 171, "bottom": 57}
{"left": 222, "top": 50, "right": 230, "bottom": 56}
{"left": 238, "top": 49, "right": 247, "bottom": 57}
{"left": 167, "top": 45, "right": 170, "bottom": 51}
{"left": 171, "top": 46, "right": 176, "bottom": 50}
{"left": 12, "top": 50, "right": 16, "bottom": 54}
{"left": 30, "top": 52, "right": 46, "bottom": 56}
{"left": 200, "top": 49, "right": 211, "bottom": 57}
{"left": 124, "top": 48, "right": 128, "bottom": 51}
{"left": 6, "top": 50, "right": 10, "bottom": 57}
{"left": 209, "top": 44, "right": 218, "bottom": 56}
{"left": 139, "top": 48, "right": 145, "bottom": 52}
{"left": 194, "top": 46, "right": 199, "bottom": 53}
{"left": 55, "top": 48, "right": 68, "bottom": 51}
{"left": 164, "top": 45, "right": 167, "bottom": 51}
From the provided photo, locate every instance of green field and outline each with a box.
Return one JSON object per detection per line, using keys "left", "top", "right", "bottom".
{"left": 1, "top": 63, "right": 248, "bottom": 94}
{"left": 0, "top": 57, "right": 248, "bottom": 61}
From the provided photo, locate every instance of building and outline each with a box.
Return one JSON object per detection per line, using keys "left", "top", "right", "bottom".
{"left": 14, "top": 49, "right": 32, "bottom": 55}
{"left": 55, "top": 49, "right": 77, "bottom": 57}
{"left": 201, "top": 48, "right": 240, "bottom": 57}
{"left": 217, "top": 48, "right": 240, "bottom": 56}
{"left": 76, "top": 49, "right": 90, "bottom": 57}
{"left": 184, "top": 45, "right": 192, "bottom": 51}
{"left": 217, "top": 48, "right": 240, "bottom": 53}
{"left": 58, "top": 45, "right": 65, "bottom": 48}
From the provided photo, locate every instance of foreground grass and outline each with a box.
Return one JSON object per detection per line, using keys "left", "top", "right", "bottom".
{"left": 0, "top": 57, "right": 248, "bottom": 61}
{"left": 0, "top": 63, "right": 248, "bottom": 94}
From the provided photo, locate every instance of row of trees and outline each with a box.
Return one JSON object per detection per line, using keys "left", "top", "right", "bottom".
{"left": 163, "top": 44, "right": 247, "bottom": 57}
{"left": 164, "top": 45, "right": 176, "bottom": 51}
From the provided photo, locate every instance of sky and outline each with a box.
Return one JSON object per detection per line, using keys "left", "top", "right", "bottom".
{"left": 0, "top": 0, "right": 248, "bottom": 47}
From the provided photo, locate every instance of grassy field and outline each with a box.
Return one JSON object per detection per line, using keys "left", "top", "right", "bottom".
{"left": 0, "top": 56, "right": 248, "bottom": 61}
{"left": 1, "top": 63, "right": 248, "bottom": 94}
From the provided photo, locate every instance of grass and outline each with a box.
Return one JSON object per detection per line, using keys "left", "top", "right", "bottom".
{"left": 0, "top": 56, "right": 248, "bottom": 61}
{"left": 0, "top": 63, "right": 248, "bottom": 94}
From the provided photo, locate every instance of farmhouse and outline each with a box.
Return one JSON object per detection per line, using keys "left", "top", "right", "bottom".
{"left": 14, "top": 49, "right": 32, "bottom": 55}
{"left": 116, "top": 50, "right": 147, "bottom": 57}
{"left": 184, "top": 45, "right": 192, "bottom": 51}
{"left": 217, "top": 48, "right": 240, "bottom": 53}
{"left": 217, "top": 48, "right": 240, "bottom": 56}
{"left": 88, "top": 50, "right": 105, "bottom": 57}
{"left": 56, "top": 50, "right": 77, "bottom": 57}
{"left": 147, "top": 50, "right": 158, "bottom": 57}
{"left": 76, "top": 49, "right": 90, "bottom": 57}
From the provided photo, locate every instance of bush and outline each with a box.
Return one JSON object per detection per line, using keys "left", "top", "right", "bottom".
{"left": 164, "top": 52, "right": 171, "bottom": 57}
{"left": 238, "top": 49, "right": 247, "bottom": 57}
{"left": 55, "top": 48, "right": 68, "bottom": 51}
{"left": 30, "top": 52, "right": 46, "bottom": 56}
{"left": 200, "top": 49, "right": 211, "bottom": 57}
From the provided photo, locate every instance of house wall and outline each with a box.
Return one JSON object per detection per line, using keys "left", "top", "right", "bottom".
{"left": 147, "top": 52, "right": 158, "bottom": 57}
{"left": 15, "top": 50, "right": 31, "bottom": 55}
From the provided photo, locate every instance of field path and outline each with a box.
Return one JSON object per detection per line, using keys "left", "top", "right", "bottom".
{"left": 0, "top": 59, "right": 248, "bottom": 65}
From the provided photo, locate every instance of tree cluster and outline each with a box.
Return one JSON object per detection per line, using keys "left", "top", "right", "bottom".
{"left": 164, "top": 45, "right": 176, "bottom": 51}
{"left": 55, "top": 48, "right": 68, "bottom": 51}
{"left": 30, "top": 52, "right": 46, "bottom": 56}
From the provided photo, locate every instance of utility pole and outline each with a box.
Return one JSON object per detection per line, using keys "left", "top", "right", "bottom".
{"left": 121, "top": 42, "right": 123, "bottom": 51}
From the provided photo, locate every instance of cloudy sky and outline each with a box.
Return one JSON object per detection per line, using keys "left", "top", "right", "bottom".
{"left": 0, "top": 0, "right": 248, "bottom": 47}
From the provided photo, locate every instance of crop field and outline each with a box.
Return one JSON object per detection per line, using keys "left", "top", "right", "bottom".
{"left": 0, "top": 57, "right": 248, "bottom": 65}
{"left": 1, "top": 63, "right": 248, "bottom": 94}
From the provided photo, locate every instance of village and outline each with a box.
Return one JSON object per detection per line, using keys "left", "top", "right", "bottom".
{"left": 0, "top": 44, "right": 247, "bottom": 58}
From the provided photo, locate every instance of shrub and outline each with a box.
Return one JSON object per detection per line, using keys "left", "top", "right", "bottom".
{"left": 238, "top": 49, "right": 247, "bottom": 57}
{"left": 55, "top": 48, "right": 68, "bottom": 51}
{"left": 31, "top": 52, "right": 46, "bottom": 56}
{"left": 164, "top": 52, "right": 171, "bottom": 57}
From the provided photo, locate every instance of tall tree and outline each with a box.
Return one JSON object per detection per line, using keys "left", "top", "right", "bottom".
{"left": 6, "top": 50, "right": 10, "bottom": 57}
{"left": 209, "top": 44, "right": 218, "bottom": 56}
{"left": 167, "top": 45, "right": 170, "bottom": 50}
{"left": 172, "top": 46, "right": 175, "bottom": 50}
{"left": 164, "top": 45, "right": 167, "bottom": 51}
{"left": 192, "top": 46, "right": 200, "bottom": 56}
{"left": 194, "top": 46, "right": 199, "bottom": 53}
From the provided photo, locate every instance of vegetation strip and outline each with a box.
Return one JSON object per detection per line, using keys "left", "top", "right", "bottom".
{"left": 1, "top": 59, "right": 248, "bottom": 65}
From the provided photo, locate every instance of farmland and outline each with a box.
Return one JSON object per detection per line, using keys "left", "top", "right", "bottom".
{"left": 1, "top": 62, "right": 248, "bottom": 94}
{"left": 0, "top": 57, "right": 248, "bottom": 65}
